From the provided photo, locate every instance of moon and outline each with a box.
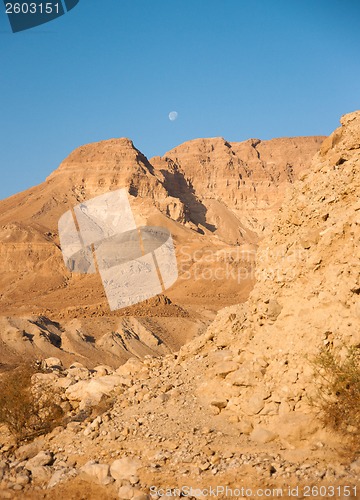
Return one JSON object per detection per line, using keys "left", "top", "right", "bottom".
{"left": 169, "top": 111, "right": 178, "bottom": 121}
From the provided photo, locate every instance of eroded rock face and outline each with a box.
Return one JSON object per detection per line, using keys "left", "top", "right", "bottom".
{"left": 178, "top": 110, "right": 360, "bottom": 439}
{"left": 151, "top": 135, "right": 324, "bottom": 235}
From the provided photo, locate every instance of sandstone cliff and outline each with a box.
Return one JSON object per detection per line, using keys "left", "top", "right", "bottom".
{"left": 176, "top": 110, "right": 360, "bottom": 446}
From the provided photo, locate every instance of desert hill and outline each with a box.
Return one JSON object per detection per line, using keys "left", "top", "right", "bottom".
{"left": 0, "top": 134, "right": 324, "bottom": 367}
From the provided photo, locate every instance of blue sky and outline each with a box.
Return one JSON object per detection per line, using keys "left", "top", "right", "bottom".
{"left": 0, "top": 0, "right": 360, "bottom": 199}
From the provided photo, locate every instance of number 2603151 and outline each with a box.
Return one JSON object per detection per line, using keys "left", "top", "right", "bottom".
{"left": 5, "top": 3, "right": 60, "bottom": 14}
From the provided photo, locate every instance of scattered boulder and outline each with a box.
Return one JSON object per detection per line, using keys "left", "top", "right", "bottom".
{"left": 65, "top": 375, "right": 127, "bottom": 407}
{"left": 110, "top": 457, "right": 141, "bottom": 481}
{"left": 80, "top": 461, "right": 113, "bottom": 485}
{"left": 265, "top": 299, "right": 282, "bottom": 321}
{"left": 350, "top": 458, "right": 360, "bottom": 475}
{"left": 27, "top": 466, "right": 52, "bottom": 484}
{"left": 25, "top": 451, "right": 53, "bottom": 470}
{"left": 44, "top": 357, "right": 63, "bottom": 370}
{"left": 238, "top": 419, "right": 253, "bottom": 435}
{"left": 274, "top": 413, "right": 320, "bottom": 444}
{"left": 250, "top": 427, "right": 278, "bottom": 444}
{"left": 15, "top": 440, "right": 46, "bottom": 461}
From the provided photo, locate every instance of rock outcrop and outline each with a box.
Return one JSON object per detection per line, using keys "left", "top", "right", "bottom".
{"left": 152, "top": 135, "right": 324, "bottom": 236}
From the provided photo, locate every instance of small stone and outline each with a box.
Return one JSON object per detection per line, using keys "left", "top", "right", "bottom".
{"left": 44, "top": 357, "right": 63, "bottom": 369}
{"left": 238, "top": 419, "right": 253, "bottom": 435}
{"left": 243, "top": 394, "right": 265, "bottom": 415}
{"left": 226, "top": 366, "right": 257, "bottom": 387}
{"left": 261, "top": 401, "right": 280, "bottom": 416}
{"left": 15, "top": 441, "right": 45, "bottom": 461}
{"left": 209, "top": 405, "right": 220, "bottom": 415}
{"left": 28, "top": 466, "right": 52, "bottom": 484}
{"left": 157, "top": 393, "right": 170, "bottom": 403}
{"left": 26, "top": 451, "right": 53, "bottom": 469}
{"left": 212, "top": 361, "right": 239, "bottom": 378}
{"left": 93, "top": 365, "right": 112, "bottom": 377}
{"left": 129, "top": 474, "right": 140, "bottom": 485}
{"left": 250, "top": 427, "right": 277, "bottom": 444}
{"left": 118, "top": 485, "right": 136, "bottom": 500}
{"left": 47, "top": 469, "right": 69, "bottom": 489}
{"left": 266, "top": 299, "right": 282, "bottom": 321}
{"left": 350, "top": 458, "right": 360, "bottom": 474}
{"left": 80, "top": 462, "right": 112, "bottom": 485}
{"left": 210, "top": 399, "right": 227, "bottom": 409}
{"left": 12, "top": 484, "right": 23, "bottom": 491}
{"left": 110, "top": 457, "right": 140, "bottom": 481}
{"left": 90, "top": 415, "right": 102, "bottom": 430}
{"left": 16, "top": 474, "right": 30, "bottom": 486}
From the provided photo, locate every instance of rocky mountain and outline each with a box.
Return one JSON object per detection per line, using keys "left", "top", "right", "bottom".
{"left": 175, "top": 110, "right": 360, "bottom": 424}
{"left": 0, "top": 113, "right": 359, "bottom": 498}
{"left": 152, "top": 136, "right": 322, "bottom": 239}
{"left": 0, "top": 134, "right": 323, "bottom": 367}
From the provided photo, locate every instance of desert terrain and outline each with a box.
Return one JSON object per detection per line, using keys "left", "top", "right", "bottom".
{"left": 0, "top": 132, "right": 323, "bottom": 368}
{"left": 0, "top": 112, "right": 360, "bottom": 499}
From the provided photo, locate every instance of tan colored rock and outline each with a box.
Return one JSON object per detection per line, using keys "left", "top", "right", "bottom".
{"left": 243, "top": 395, "right": 266, "bottom": 416}
{"left": 110, "top": 457, "right": 141, "bottom": 481}
{"left": 116, "top": 358, "right": 144, "bottom": 377}
{"left": 44, "top": 357, "right": 63, "bottom": 369}
{"left": 226, "top": 364, "right": 262, "bottom": 387}
{"left": 265, "top": 299, "right": 282, "bottom": 321}
{"left": 65, "top": 374, "right": 128, "bottom": 406}
{"left": 27, "top": 466, "right": 52, "bottom": 484}
{"left": 25, "top": 451, "right": 53, "bottom": 469}
{"left": 273, "top": 413, "right": 320, "bottom": 443}
{"left": 238, "top": 419, "right": 253, "bottom": 435}
{"left": 93, "top": 365, "right": 113, "bottom": 377}
{"left": 15, "top": 440, "right": 46, "bottom": 461}
{"left": 250, "top": 427, "right": 277, "bottom": 444}
{"left": 211, "top": 360, "right": 239, "bottom": 378}
{"left": 80, "top": 461, "right": 113, "bottom": 485}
